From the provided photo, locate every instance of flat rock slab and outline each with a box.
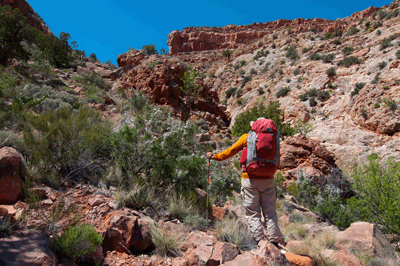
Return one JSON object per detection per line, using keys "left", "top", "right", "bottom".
{"left": 0, "top": 230, "right": 57, "bottom": 266}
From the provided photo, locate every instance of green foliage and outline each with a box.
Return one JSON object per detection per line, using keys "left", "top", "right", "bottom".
{"left": 231, "top": 101, "right": 295, "bottom": 137}
{"left": 309, "top": 53, "right": 321, "bottom": 60}
{"left": 342, "top": 46, "right": 354, "bottom": 56}
{"left": 349, "top": 155, "right": 400, "bottom": 235}
{"left": 118, "top": 183, "right": 156, "bottom": 210}
{"left": 225, "top": 87, "right": 237, "bottom": 99}
{"left": 142, "top": 44, "right": 158, "bottom": 55}
{"left": 294, "top": 117, "right": 313, "bottom": 136}
{"left": 396, "top": 50, "right": 400, "bottom": 59}
{"left": 241, "top": 76, "right": 252, "bottom": 87}
{"left": 326, "top": 67, "right": 336, "bottom": 77}
{"left": 52, "top": 224, "right": 103, "bottom": 259}
{"left": 321, "top": 54, "right": 335, "bottom": 63}
{"left": 37, "top": 32, "right": 73, "bottom": 68}
{"left": 183, "top": 214, "right": 207, "bottom": 230}
{"left": 361, "top": 108, "right": 368, "bottom": 119}
{"left": 383, "top": 98, "right": 397, "bottom": 111}
{"left": 351, "top": 82, "right": 366, "bottom": 97}
{"left": 109, "top": 107, "right": 204, "bottom": 192}
{"left": 299, "top": 94, "right": 308, "bottom": 102}
{"left": 89, "top": 53, "right": 97, "bottom": 60}
{"left": 378, "top": 61, "right": 387, "bottom": 69}
{"left": 276, "top": 87, "right": 291, "bottom": 98}
{"left": 286, "top": 46, "right": 299, "bottom": 60}
{"left": 380, "top": 38, "right": 393, "bottom": 50}
{"left": 337, "top": 56, "right": 363, "bottom": 67}
{"left": 294, "top": 69, "right": 301, "bottom": 76}
{"left": 302, "top": 47, "right": 309, "bottom": 53}
{"left": 257, "top": 87, "right": 264, "bottom": 94}
{"left": 236, "top": 88, "right": 243, "bottom": 97}
{"left": 23, "top": 106, "right": 112, "bottom": 184}
{"left": 253, "top": 49, "right": 269, "bottom": 60}
{"left": 180, "top": 69, "right": 201, "bottom": 98}
{"left": 240, "top": 60, "right": 246, "bottom": 67}
{"left": 309, "top": 97, "right": 317, "bottom": 107}
{"left": 222, "top": 49, "right": 233, "bottom": 61}
{"left": 250, "top": 68, "right": 257, "bottom": 75}
{"left": 127, "top": 90, "right": 151, "bottom": 113}
{"left": 346, "top": 27, "right": 360, "bottom": 36}
{"left": 0, "top": 5, "right": 40, "bottom": 66}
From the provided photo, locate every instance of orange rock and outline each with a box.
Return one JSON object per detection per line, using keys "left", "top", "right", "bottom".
{"left": 285, "top": 252, "right": 314, "bottom": 266}
{"left": 212, "top": 205, "right": 226, "bottom": 221}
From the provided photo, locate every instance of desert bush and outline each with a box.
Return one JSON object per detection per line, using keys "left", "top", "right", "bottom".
{"left": 257, "top": 87, "right": 264, "bottom": 94}
{"left": 378, "top": 61, "right": 387, "bottom": 69}
{"left": 293, "top": 69, "right": 301, "bottom": 76}
{"left": 302, "top": 47, "right": 309, "bottom": 53}
{"left": 351, "top": 82, "right": 366, "bottom": 97}
{"left": 321, "top": 54, "right": 335, "bottom": 63}
{"left": 0, "top": 217, "right": 13, "bottom": 233}
{"left": 127, "top": 90, "right": 151, "bottom": 113}
{"left": 309, "top": 53, "right": 321, "bottom": 60}
{"left": 380, "top": 38, "right": 393, "bottom": 50}
{"left": 236, "top": 88, "right": 243, "bottom": 97}
{"left": 165, "top": 193, "right": 196, "bottom": 220}
{"left": 150, "top": 224, "right": 181, "bottom": 257}
{"left": 241, "top": 76, "right": 252, "bottom": 87}
{"left": 142, "top": 44, "right": 157, "bottom": 55}
{"left": 317, "top": 90, "right": 330, "bottom": 101}
{"left": 337, "top": 56, "right": 363, "bottom": 67}
{"left": 52, "top": 224, "right": 103, "bottom": 259}
{"left": 74, "top": 72, "right": 108, "bottom": 89}
{"left": 122, "top": 183, "right": 157, "bottom": 210}
{"left": 342, "top": 46, "right": 354, "bottom": 56}
{"left": 349, "top": 155, "right": 400, "bottom": 235}
{"left": 346, "top": 27, "right": 360, "bottom": 36}
{"left": 231, "top": 101, "right": 295, "bottom": 137}
{"left": 396, "top": 50, "right": 400, "bottom": 59}
{"left": 276, "top": 87, "right": 291, "bottom": 98}
{"left": 208, "top": 162, "right": 241, "bottom": 204}
{"left": 326, "top": 67, "right": 336, "bottom": 77}
{"left": 110, "top": 106, "right": 204, "bottom": 193}
{"left": 23, "top": 106, "right": 112, "bottom": 185}
{"left": 383, "top": 98, "right": 397, "bottom": 110}
{"left": 225, "top": 87, "right": 237, "bottom": 98}
{"left": 286, "top": 46, "right": 299, "bottom": 60}
{"left": 299, "top": 94, "right": 308, "bottom": 102}
{"left": 215, "top": 217, "right": 257, "bottom": 250}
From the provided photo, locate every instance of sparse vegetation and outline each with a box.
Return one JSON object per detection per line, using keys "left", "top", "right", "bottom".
{"left": 150, "top": 224, "right": 181, "bottom": 257}
{"left": 326, "top": 67, "right": 336, "bottom": 77}
{"left": 276, "top": 87, "right": 291, "bottom": 98}
{"left": 342, "top": 46, "right": 354, "bottom": 56}
{"left": 286, "top": 46, "right": 299, "bottom": 60}
{"left": 337, "top": 56, "right": 363, "bottom": 67}
{"left": 215, "top": 217, "right": 257, "bottom": 250}
{"left": 351, "top": 82, "right": 366, "bottom": 97}
{"left": 378, "top": 61, "right": 387, "bottom": 69}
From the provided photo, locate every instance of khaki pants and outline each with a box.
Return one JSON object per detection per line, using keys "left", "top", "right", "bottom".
{"left": 241, "top": 178, "right": 283, "bottom": 243}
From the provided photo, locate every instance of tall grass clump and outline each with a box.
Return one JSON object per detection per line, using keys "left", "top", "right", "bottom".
{"left": 215, "top": 217, "right": 257, "bottom": 250}
{"left": 150, "top": 224, "right": 181, "bottom": 257}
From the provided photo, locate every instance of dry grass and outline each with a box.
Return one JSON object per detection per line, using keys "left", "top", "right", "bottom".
{"left": 150, "top": 224, "right": 182, "bottom": 257}
{"left": 214, "top": 217, "right": 257, "bottom": 250}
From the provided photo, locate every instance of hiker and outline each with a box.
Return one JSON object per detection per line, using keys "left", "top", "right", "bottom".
{"left": 206, "top": 118, "right": 283, "bottom": 246}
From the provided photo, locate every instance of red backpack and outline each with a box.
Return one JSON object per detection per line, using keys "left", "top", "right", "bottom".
{"left": 240, "top": 119, "right": 280, "bottom": 177}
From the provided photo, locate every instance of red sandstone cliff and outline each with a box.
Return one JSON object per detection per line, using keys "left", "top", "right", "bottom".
{"left": 167, "top": 7, "right": 379, "bottom": 55}
{"left": 0, "top": 0, "right": 50, "bottom": 33}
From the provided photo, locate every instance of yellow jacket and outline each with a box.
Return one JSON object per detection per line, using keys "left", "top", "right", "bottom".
{"left": 212, "top": 133, "right": 274, "bottom": 179}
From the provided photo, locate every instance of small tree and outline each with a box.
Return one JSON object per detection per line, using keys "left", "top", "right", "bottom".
{"left": 160, "top": 48, "right": 168, "bottom": 55}
{"left": 222, "top": 50, "right": 233, "bottom": 61}
{"left": 180, "top": 69, "right": 201, "bottom": 121}
{"left": 142, "top": 44, "right": 158, "bottom": 55}
{"left": 89, "top": 53, "right": 97, "bottom": 61}
{"left": 0, "top": 5, "right": 40, "bottom": 66}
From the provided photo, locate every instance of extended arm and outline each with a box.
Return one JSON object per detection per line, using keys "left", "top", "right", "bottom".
{"left": 209, "top": 134, "right": 248, "bottom": 161}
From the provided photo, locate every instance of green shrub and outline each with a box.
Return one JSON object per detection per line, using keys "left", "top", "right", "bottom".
{"left": 317, "top": 90, "right": 330, "bottom": 101}
{"left": 378, "top": 61, "right": 387, "bottom": 69}
{"left": 183, "top": 214, "right": 207, "bottom": 230}
{"left": 52, "top": 224, "right": 103, "bottom": 259}
{"left": 86, "top": 94, "right": 104, "bottom": 104}
{"left": 299, "top": 94, "right": 308, "bottom": 102}
{"left": 321, "top": 54, "right": 335, "bottom": 63}
{"left": 396, "top": 50, "right": 400, "bottom": 59}
{"left": 337, "top": 56, "right": 363, "bottom": 67}
{"left": 309, "top": 53, "right": 321, "bottom": 60}
{"left": 276, "top": 87, "right": 291, "bottom": 98}
{"left": 309, "top": 97, "right": 317, "bottom": 107}
{"left": 346, "top": 27, "right": 360, "bottom": 36}
{"left": 332, "top": 39, "right": 342, "bottom": 45}
{"left": 349, "top": 155, "right": 400, "bottom": 235}
{"left": 342, "top": 47, "right": 354, "bottom": 56}
{"left": 128, "top": 90, "right": 151, "bottom": 113}
{"left": 305, "top": 88, "right": 318, "bottom": 98}
{"left": 236, "top": 88, "right": 243, "bottom": 97}
{"left": 231, "top": 101, "right": 295, "bottom": 137}
{"left": 89, "top": 53, "right": 97, "bottom": 60}
{"left": 23, "top": 106, "right": 112, "bottom": 184}
{"left": 241, "top": 76, "right": 252, "bottom": 87}
{"left": 142, "top": 44, "right": 157, "bottom": 55}
{"left": 351, "top": 82, "right": 366, "bottom": 97}
{"left": 383, "top": 98, "right": 397, "bottom": 111}
{"left": 166, "top": 193, "right": 196, "bottom": 220}
{"left": 257, "top": 87, "right": 264, "bottom": 94}
{"left": 250, "top": 68, "right": 257, "bottom": 75}
{"left": 225, "top": 87, "right": 237, "bottom": 98}
{"left": 326, "top": 67, "right": 336, "bottom": 77}
{"left": 240, "top": 60, "right": 246, "bottom": 66}
{"left": 286, "top": 46, "right": 299, "bottom": 60}
{"left": 380, "top": 38, "right": 393, "bottom": 50}
{"left": 302, "top": 47, "right": 309, "bottom": 53}
{"left": 272, "top": 43, "right": 276, "bottom": 49}
{"left": 293, "top": 69, "right": 301, "bottom": 76}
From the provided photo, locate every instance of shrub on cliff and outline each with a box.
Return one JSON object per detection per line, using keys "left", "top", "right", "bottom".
{"left": 142, "top": 44, "right": 158, "bottom": 55}
{"left": 337, "top": 56, "right": 362, "bottom": 67}
{"left": 231, "top": 101, "right": 295, "bottom": 137}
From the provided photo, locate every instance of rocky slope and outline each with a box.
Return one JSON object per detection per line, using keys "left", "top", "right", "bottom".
{"left": 164, "top": 0, "right": 400, "bottom": 170}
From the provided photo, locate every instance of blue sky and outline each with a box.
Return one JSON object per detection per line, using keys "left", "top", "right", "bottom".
{"left": 29, "top": 0, "right": 391, "bottom": 65}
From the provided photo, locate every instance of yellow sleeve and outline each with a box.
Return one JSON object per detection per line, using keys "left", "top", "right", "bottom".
{"left": 212, "top": 134, "right": 248, "bottom": 161}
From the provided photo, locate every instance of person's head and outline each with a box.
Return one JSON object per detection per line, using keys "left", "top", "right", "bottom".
{"left": 250, "top": 117, "right": 266, "bottom": 127}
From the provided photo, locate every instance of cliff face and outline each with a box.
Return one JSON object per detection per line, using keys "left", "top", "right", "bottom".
{"left": 167, "top": 7, "right": 379, "bottom": 55}
{"left": 0, "top": 0, "right": 50, "bottom": 33}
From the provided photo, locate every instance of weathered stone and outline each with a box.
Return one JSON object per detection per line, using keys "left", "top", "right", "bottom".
{"left": 0, "top": 230, "right": 57, "bottom": 266}
{"left": 335, "top": 222, "right": 400, "bottom": 261}
{"left": 0, "top": 176, "right": 21, "bottom": 204}
{"left": 211, "top": 205, "right": 226, "bottom": 221}
{"left": 252, "top": 240, "right": 291, "bottom": 265}
{"left": 321, "top": 249, "right": 363, "bottom": 266}
{"left": 88, "top": 195, "right": 107, "bottom": 207}
{"left": 284, "top": 252, "right": 314, "bottom": 266}
{"left": 209, "top": 241, "right": 239, "bottom": 264}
